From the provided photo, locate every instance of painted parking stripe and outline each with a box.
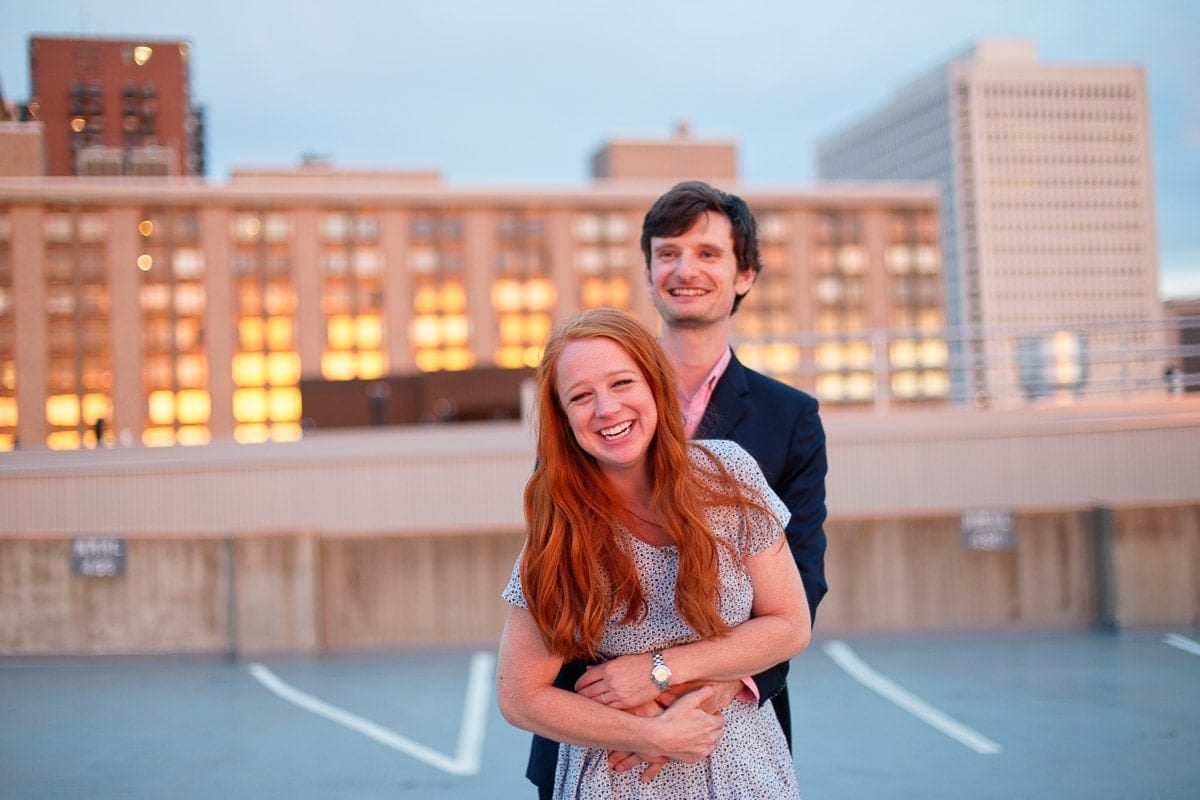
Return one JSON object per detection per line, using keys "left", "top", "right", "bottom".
{"left": 823, "top": 640, "right": 1002, "bottom": 755}
{"left": 248, "top": 651, "right": 495, "bottom": 776}
{"left": 1164, "top": 633, "right": 1200, "bottom": 657}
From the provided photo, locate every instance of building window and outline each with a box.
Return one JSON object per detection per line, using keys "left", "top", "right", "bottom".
{"left": 139, "top": 207, "right": 211, "bottom": 446}
{"left": 409, "top": 211, "right": 474, "bottom": 372}
{"left": 42, "top": 205, "right": 114, "bottom": 449}
{"left": 572, "top": 211, "right": 634, "bottom": 316}
{"left": 230, "top": 208, "right": 302, "bottom": 443}
{"left": 0, "top": 207, "right": 14, "bottom": 450}
{"left": 810, "top": 212, "right": 873, "bottom": 405}
{"left": 885, "top": 211, "right": 947, "bottom": 404}
{"left": 494, "top": 211, "right": 555, "bottom": 368}
{"left": 319, "top": 210, "right": 387, "bottom": 380}
{"left": 735, "top": 210, "right": 801, "bottom": 385}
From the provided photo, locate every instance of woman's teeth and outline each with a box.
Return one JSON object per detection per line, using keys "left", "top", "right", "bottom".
{"left": 600, "top": 421, "right": 633, "bottom": 439}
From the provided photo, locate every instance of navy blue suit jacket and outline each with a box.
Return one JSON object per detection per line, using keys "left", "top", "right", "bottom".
{"left": 694, "top": 352, "right": 828, "bottom": 717}
{"left": 526, "top": 350, "right": 829, "bottom": 791}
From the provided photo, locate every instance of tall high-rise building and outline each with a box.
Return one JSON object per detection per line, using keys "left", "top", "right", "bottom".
{"left": 816, "top": 38, "right": 1161, "bottom": 403}
{"left": 27, "top": 36, "right": 205, "bottom": 177}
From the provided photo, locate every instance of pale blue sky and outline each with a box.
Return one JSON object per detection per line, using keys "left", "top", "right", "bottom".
{"left": 3, "top": 0, "right": 1197, "bottom": 298}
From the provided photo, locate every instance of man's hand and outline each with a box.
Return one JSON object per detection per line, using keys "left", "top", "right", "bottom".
{"left": 656, "top": 678, "right": 745, "bottom": 714}
{"left": 605, "top": 699, "right": 670, "bottom": 781}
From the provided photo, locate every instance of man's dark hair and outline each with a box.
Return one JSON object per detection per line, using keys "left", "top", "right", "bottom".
{"left": 640, "top": 180, "right": 761, "bottom": 313}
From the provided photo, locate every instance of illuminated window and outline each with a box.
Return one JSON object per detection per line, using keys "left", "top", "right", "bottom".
{"left": 234, "top": 214, "right": 261, "bottom": 242}
{"left": 322, "top": 213, "right": 351, "bottom": 242}
{"left": 137, "top": 207, "right": 210, "bottom": 445}
{"left": 232, "top": 207, "right": 302, "bottom": 439}
{"left": 41, "top": 207, "right": 114, "bottom": 447}
{"left": 0, "top": 210, "right": 14, "bottom": 451}
{"left": 581, "top": 277, "right": 631, "bottom": 310}
{"left": 319, "top": 209, "right": 388, "bottom": 381}
{"left": 407, "top": 211, "right": 473, "bottom": 372}
{"left": 572, "top": 211, "right": 634, "bottom": 314}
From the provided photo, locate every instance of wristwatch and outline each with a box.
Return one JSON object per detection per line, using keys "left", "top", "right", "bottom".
{"left": 650, "top": 649, "right": 672, "bottom": 691}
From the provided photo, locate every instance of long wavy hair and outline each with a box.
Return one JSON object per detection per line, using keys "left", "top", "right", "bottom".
{"left": 521, "top": 308, "right": 776, "bottom": 660}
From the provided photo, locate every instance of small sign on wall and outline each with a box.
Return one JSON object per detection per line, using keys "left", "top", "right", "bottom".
{"left": 71, "top": 536, "right": 127, "bottom": 577}
{"left": 960, "top": 508, "right": 1016, "bottom": 551}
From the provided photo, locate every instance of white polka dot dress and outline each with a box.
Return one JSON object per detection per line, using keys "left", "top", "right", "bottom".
{"left": 503, "top": 440, "right": 802, "bottom": 799}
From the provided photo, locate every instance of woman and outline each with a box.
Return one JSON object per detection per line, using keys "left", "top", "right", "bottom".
{"left": 496, "top": 308, "right": 810, "bottom": 799}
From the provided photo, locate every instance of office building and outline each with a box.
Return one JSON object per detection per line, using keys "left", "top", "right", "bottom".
{"left": 27, "top": 36, "right": 205, "bottom": 177}
{"left": 817, "top": 38, "right": 1161, "bottom": 402}
{"left": 1164, "top": 297, "right": 1200, "bottom": 393}
{"left": 0, "top": 149, "right": 942, "bottom": 450}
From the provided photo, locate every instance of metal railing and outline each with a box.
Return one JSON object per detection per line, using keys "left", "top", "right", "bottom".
{"left": 734, "top": 315, "right": 1200, "bottom": 411}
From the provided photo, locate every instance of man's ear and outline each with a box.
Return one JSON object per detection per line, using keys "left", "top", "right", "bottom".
{"left": 734, "top": 267, "right": 758, "bottom": 294}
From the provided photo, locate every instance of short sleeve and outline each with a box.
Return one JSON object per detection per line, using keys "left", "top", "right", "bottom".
{"left": 500, "top": 549, "right": 528, "bottom": 609}
{"left": 695, "top": 439, "right": 790, "bottom": 556}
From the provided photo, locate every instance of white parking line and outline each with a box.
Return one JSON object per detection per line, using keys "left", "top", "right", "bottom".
{"left": 1164, "top": 633, "right": 1200, "bottom": 657}
{"left": 248, "top": 650, "right": 495, "bottom": 776}
{"left": 823, "top": 640, "right": 1003, "bottom": 755}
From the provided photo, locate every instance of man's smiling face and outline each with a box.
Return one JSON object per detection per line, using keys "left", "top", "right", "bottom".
{"left": 648, "top": 211, "right": 756, "bottom": 329}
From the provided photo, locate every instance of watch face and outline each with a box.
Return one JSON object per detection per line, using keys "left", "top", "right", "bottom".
{"left": 652, "top": 665, "right": 670, "bottom": 683}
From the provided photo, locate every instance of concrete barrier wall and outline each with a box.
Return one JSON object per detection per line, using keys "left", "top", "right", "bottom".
{"left": 0, "top": 536, "right": 230, "bottom": 654}
{"left": 2, "top": 403, "right": 1198, "bottom": 655}
{"left": 2, "top": 504, "right": 1196, "bottom": 656}
{"left": 1109, "top": 504, "right": 1200, "bottom": 627}
{"left": 818, "top": 510, "right": 1101, "bottom": 633}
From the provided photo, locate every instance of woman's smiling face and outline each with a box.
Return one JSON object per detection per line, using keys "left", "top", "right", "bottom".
{"left": 555, "top": 336, "right": 658, "bottom": 478}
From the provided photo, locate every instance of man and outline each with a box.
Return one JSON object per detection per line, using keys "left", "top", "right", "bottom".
{"left": 526, "top": 181, "right": 828, "bottom": 797}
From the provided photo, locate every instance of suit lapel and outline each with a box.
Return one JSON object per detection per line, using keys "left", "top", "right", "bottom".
{"left": 695, "top": 351, "right": 750, "bottom": 440}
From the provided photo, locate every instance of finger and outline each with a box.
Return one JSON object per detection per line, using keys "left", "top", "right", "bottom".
{"left": 607, "top": 751, "right": 640, "bottom": 772}
{"left": 574, "top": 670, "right": 602, "bottom": 692}
{"left": 674, "top": 684, "right": 715, "bottom": 710}
{"left": 640, "top": 762, "right": 665, "bottom": 783}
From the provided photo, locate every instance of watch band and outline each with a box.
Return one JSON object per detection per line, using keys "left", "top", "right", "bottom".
{"left": 650, "top": 649, "right": 672, "bottom": 691}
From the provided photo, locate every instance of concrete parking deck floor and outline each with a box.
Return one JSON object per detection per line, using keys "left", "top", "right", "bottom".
{"left": 2, "top": 628, "right": 1198, "bottom": 799}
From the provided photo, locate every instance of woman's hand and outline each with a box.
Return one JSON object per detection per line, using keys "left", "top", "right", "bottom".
{"left": 605, "top": 686, "right": 726, "bottom": 782}
{"left": 575, "top": 652, "right": 661, "bottom": 710}
{"left": 644, "top": 685, "right": 724, "bottom": 764}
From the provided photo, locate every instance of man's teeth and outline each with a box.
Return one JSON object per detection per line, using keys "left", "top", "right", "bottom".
{"left": 600, "top": 421, "right": 633, "bottom": 438}
{"left": 671, "top": 288, "right": 706, "bottom": 296}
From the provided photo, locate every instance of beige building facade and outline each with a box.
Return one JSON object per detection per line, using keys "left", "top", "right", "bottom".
{"left": 0, "top": 158, "right": 942, "bottom": 451}
{"left": 817, "top": 39, "right": 1161, "bottom": 403}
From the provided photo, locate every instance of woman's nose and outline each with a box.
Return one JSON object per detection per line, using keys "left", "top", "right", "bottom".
{"left": 594, "top": 391, "right": 620, "bottom": 417}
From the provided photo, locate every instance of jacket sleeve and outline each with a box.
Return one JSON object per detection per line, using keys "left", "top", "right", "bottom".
{"left": 779, "top": 397, "right": 829, "bottom": 621}
{"left": 749, "top": 396, "right": 828, "bottom": 705}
